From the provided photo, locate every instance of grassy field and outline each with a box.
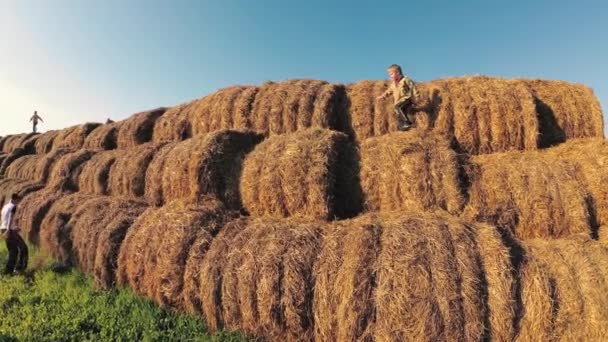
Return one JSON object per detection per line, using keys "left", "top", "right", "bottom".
{"left": 0, "top": 244, "right": 252, "bottom": 341}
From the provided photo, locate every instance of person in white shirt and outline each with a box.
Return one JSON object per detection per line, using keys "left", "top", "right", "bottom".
{"left": 1, "top": 194, "right": 28, "bottom": 275}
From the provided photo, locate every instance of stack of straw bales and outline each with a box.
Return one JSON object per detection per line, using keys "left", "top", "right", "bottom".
{"left": 0, "top": 74, "right": 605, "bottom": 342}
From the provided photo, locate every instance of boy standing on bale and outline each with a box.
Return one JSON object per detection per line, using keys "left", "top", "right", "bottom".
{"left": 0, "top": 194, "right": 28, "bottom": 275}
{"left": 29, "top": 110, "right": 44, "bottom": 133}
{"left": 377, "top": 64, "right": 419, "bottom": 131}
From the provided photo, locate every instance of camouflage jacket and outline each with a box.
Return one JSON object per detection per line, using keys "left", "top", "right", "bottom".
{"left": 382, "top": 76, "right": 419, "bottom": 104}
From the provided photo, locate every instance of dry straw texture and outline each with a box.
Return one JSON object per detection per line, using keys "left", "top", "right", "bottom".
{"left": 83, "top": 122, "right": 119, "bottom": 150}
{"left": 360, "top": 131, "right": 465, "bottom": 215}
{"left": 145, "top": 130, "right": 263, "bottom": 207}
{"left": 517, "top": 238, "right": 608, "bottom": 340}
{"left": 153, "top": 80, "right": 347, "bottom": 142}
{"left": 152, "top": 103, "right": 192, "bottom": 143}
{"left": 240, "top": 128, "right": 362, "bottom": 220}
{"left": 46, "top": 149, "right": 96, "bottom": 192}
{"left": 0, "top": 178, "right": 44, "bottom": 206}
{"left": 0, "top": 136, "right": 8, "bottom": 152}
{"left": 34, "top": 130, "right": 61, "bottom": 154}
{"left": 0, "top": 148, "right": 29, "bottom": 177}
{"left": 347, "top": 76, "right": 539, "bottom": 154}
{"left": 1, "top": 133, "right": 38, "bottom": 153}
{"left": 53, "top": 123, "right": 101, "bottom": 150}
{"left": 199, "top": 217, "right": 247, "bottom": 331}
{"left": 200, "top": 218, "right": 322, "bottom": 341}
{"left": 4, "top": 148, "right": 73, "bottom": 183}
{"left": 117, "top": 198, "right": 235, "bottom": 310}
{"left": 77, "top": 150, "right": 120, "bottom": 195}
{"left": 463, "top": 150, "right": 592, "bottom": 240}
{"left": 314, "top": 212, "right": 487, "bottom": 341}
{"left": 521, "top": 79, "right": 605, "bottom": 147}
{"left": 67, "top": 196, "right": 147, "bottom": 288}
{"left": 546, "top": 138, "right": 608, "bottom": 235}
{"left": 107, "top": 143, "right": 163, "bottom": 198}
{"left": 116, "top": 108, "right": 166, "bottom": 149}
{"left": 14, "top": 189, "right": 64, "bottom": 245}
{"left": 39, "top": 193, "right": 96, "bottom": 263}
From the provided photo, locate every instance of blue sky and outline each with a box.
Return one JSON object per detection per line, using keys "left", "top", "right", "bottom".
{"left": 1, "top": 0, "right": 606, "bottom": 136}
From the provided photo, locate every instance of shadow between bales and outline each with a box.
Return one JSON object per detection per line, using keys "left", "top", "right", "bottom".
{"left": 536, "top": 97, "right": 566, "bottom": 148}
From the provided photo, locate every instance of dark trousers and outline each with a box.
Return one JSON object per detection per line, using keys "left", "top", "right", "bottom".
{"left": 32, "top": 122, "right": 38, "bottom": 133}
{"left": 395, "top": 100, "right": 415, "bottom": 126}
{"left": 5, "top": 230, "right": 28, "bottom": 274}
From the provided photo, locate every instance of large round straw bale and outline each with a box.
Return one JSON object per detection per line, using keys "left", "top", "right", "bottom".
{"left": 240, "top": 128, "right": 362, "bottom": 220}
{"left": 199, "top": 218, "right": 248, "bottom": 331}
{"left": 190, "top": 86, "right": 251, "bottom": 135}
{"left": 213, "top": 219, "right": 322, "bottom": 341}
{"left": 46, "top": 149, "right": 96, "bottom": 192}
{"left": 67, "top": 196, "right": 147, "bottom": 288}
{"left": 34, "top": 130, "right": 61, "bottom": 154}
{"left": 0, "top": 178, "right": 44, "bottom": 206}
{"left": 83, "top": 122, "right": 118, "bottom": 150}
{"left": 54, "top": 123, "right": 101, "bottom": 150}
{"left": 143, "top": 142, "right": 180, "bottom": 206}
{"left": 249, "top": 80, "right": 344, "bottom": 136}
{"left": 517, "top": 238, "right": 608, "bottom": 340}
{"left": 185, "top": 80, "right": 345, "bottom": 138}
{"left": 152, "top": 103, "right": 192, "bottom": 143}
{"left": 145, "top": 130, "right": 264, "bottom": 207}
{"left": 313, "top": 212, "right": 488, "bottom": 341}
{"left": 117, "top": 198, "right": 235, "bottom": 310}
{"left": 14, "top": 189, "right": 64, "bottom": 245}
{"left": 1, "top": 133, "right": 38, "bottom": 153}
{"left": 360, "top": 131, "right": 465, "bottom": 214}
{"left": 520, "top": 79, "right": 604, "bottom": 147}
{"left": 116, "top": 108, "right": 166, "bottom": 149}
{"left": 92, "top": 206, "right": 147, "bottom": 288}
{"left": 107, "top": 143, "right": 163, "bottom": 198}
{"left": 463, "top": 150, "right": 592, "bottom": 239}
{"left": 5, "top": 149, "right": 73, "bottom": 183}
{"left": 4, "top": 155, "right": 39, "bottom": 180}
{"left": 77, "top": 150, "right": 119, "bottom": 195}
{"left": 546, "top": 138, "right": 608, "bottom": 235}
{"left": 39, "top": 193, "right": 96, "bottom": 263}
{"left": 0, "top": 148, "right": 33, "bottom": 178}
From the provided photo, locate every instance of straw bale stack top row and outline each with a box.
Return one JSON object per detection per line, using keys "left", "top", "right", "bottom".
{"left": 2, "top": 76, "right": 601, "bottom": 157}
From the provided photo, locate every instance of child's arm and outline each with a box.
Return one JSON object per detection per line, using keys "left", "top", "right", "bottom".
{"left": 376, "top": 87, "right": 392, "bottom": 100}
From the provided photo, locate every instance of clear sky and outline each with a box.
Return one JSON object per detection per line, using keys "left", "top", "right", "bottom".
{"left": 1, "top": 0, "right": 606, "bottom": 136}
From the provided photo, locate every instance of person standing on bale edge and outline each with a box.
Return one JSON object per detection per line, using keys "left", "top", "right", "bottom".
{"left": 29, "top": 110, "right": 44, "bottom": 133}
{"left": 376, "top": 64, "right": 419, "bottom": 131}
{"left": 0, "top": 194, "right": 28, "bottom": 275}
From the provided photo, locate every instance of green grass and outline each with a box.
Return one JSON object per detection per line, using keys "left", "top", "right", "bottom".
{"left": 0, "top": 244, "right": 253, "bottom": 342}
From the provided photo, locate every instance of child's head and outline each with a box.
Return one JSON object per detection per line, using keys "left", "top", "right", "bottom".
{"left": 387, "top": 64, "right": 403, "bottom": 80}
